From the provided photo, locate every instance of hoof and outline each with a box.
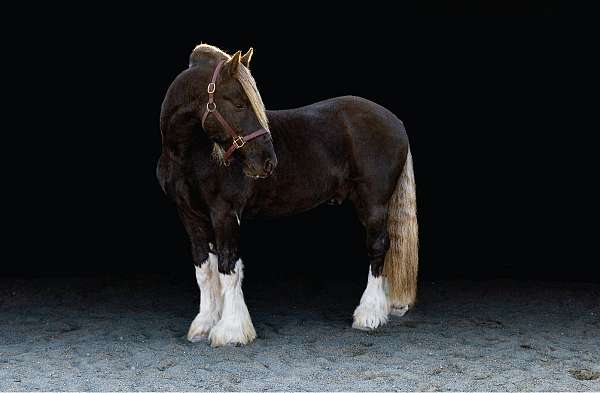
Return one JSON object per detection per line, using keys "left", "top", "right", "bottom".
{"left": 352, "top": 304, "right": 389, "bottom": 331}
{"left": 187, "top": 313, "right": 219, "bottom": 343}
{"left": 390, "top": 305, "right": 410, "bottom": 317}
{"left": 208, "top": 318, "right": 256, "bottom": 347}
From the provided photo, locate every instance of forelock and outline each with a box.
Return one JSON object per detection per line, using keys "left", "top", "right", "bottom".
{"left": 236, "top": 66, "right": 268, "bottom": 130}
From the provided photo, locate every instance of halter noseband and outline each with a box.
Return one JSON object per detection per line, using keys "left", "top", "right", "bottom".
{"left": 201, "top": 60, "right": 270, "bottom": 163}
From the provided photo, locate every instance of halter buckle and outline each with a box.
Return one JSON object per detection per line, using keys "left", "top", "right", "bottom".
{"left": 206, "top": 102, "right": 216, "bottom": 112}
{"left": 207, "top": 82, "right": 216, "bottom": 94}
{"left": 233, "top": 136, "right": 246, "bottom": 148}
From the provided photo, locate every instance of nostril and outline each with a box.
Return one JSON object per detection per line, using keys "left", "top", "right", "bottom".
{"left": 264, "top": 159, "right": 274, "bottom": 174}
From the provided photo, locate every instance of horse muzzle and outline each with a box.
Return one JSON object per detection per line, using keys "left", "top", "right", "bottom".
{"left": 243, "top": 157, "right": 277, "bottom": 179}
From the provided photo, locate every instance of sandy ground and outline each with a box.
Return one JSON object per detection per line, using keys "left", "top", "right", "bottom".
{"left": 0, "top": 275, "right": 598, "bottom": 391}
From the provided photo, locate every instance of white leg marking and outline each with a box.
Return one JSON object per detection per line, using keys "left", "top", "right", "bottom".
{"left": 352, "top": 267, "right": 390, "bottom": 331}
{"left": 187, "top": 253, "right": 223, "bottom": 342}
{"left": 208, "top": 259, "right": 256, "bottom": 347}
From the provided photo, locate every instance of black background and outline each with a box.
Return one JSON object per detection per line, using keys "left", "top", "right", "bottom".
{"left": 7, "top": 4, "right": 593, "bottom": 284}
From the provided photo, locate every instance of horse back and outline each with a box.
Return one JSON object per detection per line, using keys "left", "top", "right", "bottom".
{"left": 247, "top": 96, "right": 409, "bottom": 218}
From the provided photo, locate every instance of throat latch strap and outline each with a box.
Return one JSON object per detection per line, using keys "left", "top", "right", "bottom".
{"left": 222, "top": 128, "right": 270, "bottom": 160}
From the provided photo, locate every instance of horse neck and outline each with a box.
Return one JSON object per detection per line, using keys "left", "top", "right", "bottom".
{"left": 265, "top": 109, "right": 298, "bottom": 146}
{"left": 161, "top": 114, "right": 213, "bottom": 165}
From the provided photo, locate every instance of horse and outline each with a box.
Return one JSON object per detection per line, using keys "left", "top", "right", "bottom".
{"left": 157, "top": 44, "right": 418, "bottom": 347}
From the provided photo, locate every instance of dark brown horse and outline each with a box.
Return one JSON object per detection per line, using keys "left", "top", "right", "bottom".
{"left": 157, "top": 44, "right": 418, "bottom": 347}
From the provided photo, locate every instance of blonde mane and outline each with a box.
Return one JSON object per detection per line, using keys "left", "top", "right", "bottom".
{"left": 190, "top": 44, "right": 269, "bottom": 131}
{"left": 237, "top": 66, "right": 269, "bottom": 130}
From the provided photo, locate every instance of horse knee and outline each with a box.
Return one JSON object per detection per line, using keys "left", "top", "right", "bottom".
{"left": 191, "top": 244, "right": 209, "bottom": 267}
{"left": 367, "top": 232, "right": 389, "bottom": 259}
{"left": 364, "top": 208, "right": 389, "bottom": 255}
{"left": 217, "top": 252, "right": 239, "bottom": 274}
{"left": 370, "top": 259, "right": 385, "bottom": 276}
{"left": 367, "top": 232, "right": 389, "bottom": 277}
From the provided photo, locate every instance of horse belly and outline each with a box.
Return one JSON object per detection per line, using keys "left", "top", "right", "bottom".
{"left": 247, "top": 171, "right": 348, "bottom": 219}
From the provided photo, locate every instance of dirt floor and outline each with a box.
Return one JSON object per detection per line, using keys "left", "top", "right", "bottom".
{"left": 0, "top": 274, "right": 598, "bottom": 391}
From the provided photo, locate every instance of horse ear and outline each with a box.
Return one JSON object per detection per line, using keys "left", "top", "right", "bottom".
{"left": 227, "top": 50, "right": 242, "bottom": 76}
{"left": 241, "top": 47, "right": 253, "bottom": 68}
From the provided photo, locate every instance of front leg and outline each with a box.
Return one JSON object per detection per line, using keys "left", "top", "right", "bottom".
{"left": 208, "top": 209, "right": 256, "bottom": 347}
{"left": 176, "top": 207, "right": 223, "bottom": 342}
{"left": 187, "top": 252, "right": 222, "bottom": 342}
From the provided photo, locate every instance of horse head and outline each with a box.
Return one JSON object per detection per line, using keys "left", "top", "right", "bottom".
{"left": 192, "top": 45, "right": 277, "bottom": 179}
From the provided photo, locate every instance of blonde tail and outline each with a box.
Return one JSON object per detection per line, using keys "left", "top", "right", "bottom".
{"left": 383, "top": 149, "right": 419, "bottom": 312}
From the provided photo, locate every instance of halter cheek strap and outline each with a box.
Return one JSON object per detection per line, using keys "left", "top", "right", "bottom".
{"left": 201, "top": 60, "right": 270, "bottom": 162}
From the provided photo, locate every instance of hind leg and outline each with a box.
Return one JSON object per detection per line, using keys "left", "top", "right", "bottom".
{"left": 352, "top": 203, "right": 391, "bottom": 330}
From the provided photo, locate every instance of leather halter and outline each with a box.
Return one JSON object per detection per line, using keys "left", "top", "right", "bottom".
{"left": 201, "top": 60, "right": 270, "bottom": 163}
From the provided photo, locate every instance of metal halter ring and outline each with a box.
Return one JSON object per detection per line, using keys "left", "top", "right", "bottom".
{"left": 233, "top": 136, "right": 246, "bottom": 148}
{"left": 206, "top": 102, "right": 216, "bottom": 112}
{"left": 207, "top": 82, "right": 216, "bottom": 94}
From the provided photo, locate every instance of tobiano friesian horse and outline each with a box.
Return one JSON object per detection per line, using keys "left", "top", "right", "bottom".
{"left": 157, "top": 44, "right": 418, "bottom": 347}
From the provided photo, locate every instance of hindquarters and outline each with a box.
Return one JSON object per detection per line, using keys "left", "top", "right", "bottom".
{"left": 331, "top": 97, "right": 418, "bottom": 329}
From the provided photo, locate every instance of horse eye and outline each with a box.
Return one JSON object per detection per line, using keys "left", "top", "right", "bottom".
{"left": 235, "top": 103, "right": 245, "bottom": 109}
